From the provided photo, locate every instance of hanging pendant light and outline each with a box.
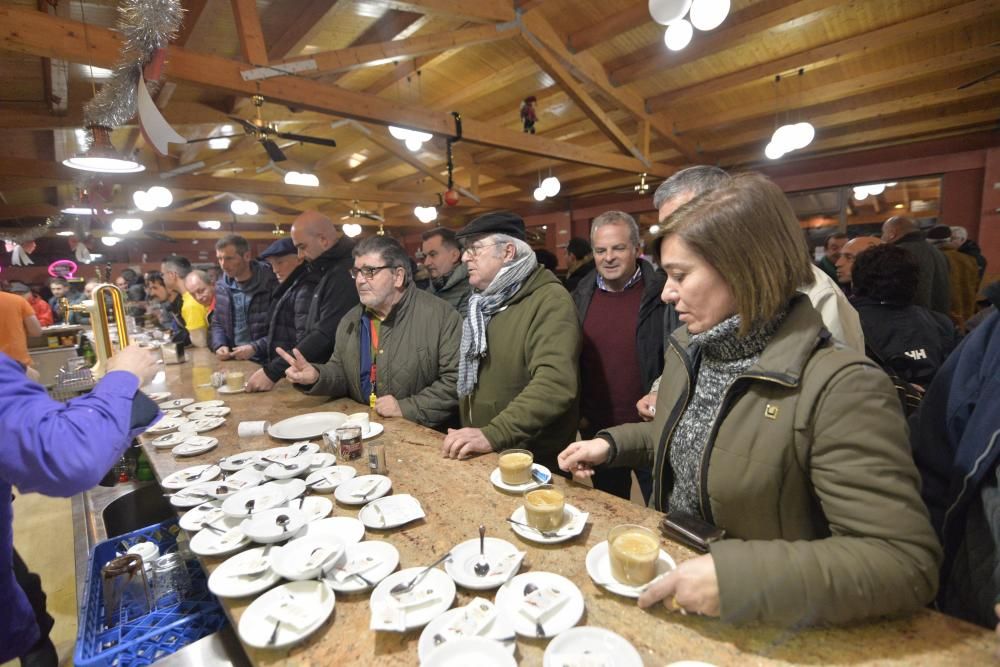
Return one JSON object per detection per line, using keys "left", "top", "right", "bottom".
{"left": 664, "top": 19, "right": 694, "bottom": 51}
{"left": 649, "top": 0, "right": 692, "bottom": 25}
{"left": 690, "top": 0, "right": 730, "bottom": 31}
{"left": 62, "top": 126, "right": 144, "bottom": 174}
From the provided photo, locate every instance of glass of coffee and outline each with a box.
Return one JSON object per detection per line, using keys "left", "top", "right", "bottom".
{"left": 335, "top": 424, "right": 364, "bottom": 460}
{"left": 498, "top": 448, "right": 533, "bottom": 485}
{"left": 225, "top": 371, "right": 245, "bottom": 391}
{"left": 608, "top": 524, "right": 660, "bottom": 586}
{"left": 523, "top": 484, "right": 565, "bottom": 531}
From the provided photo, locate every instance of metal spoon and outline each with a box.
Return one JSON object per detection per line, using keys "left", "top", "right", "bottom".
{"left": 523, "top": 583, "right": 545, "bottom": 637}
{"left": 244, "top": 498, "right": 256, "bottom": 516}
{"left": 267, "top": 619, "right": 281, "bottom": 646}
{"left": 474, "top": 524, "right": 490, "bottom": 577}
{"left": 275, "top": 514, "right": 291, "bottom": 533}
{"left": 261, "top": 456, "right": 297, "bottom": 470}
{"left": 505, "top": 517, "right": 560, "bottom": 538}
{"left": 390, "top": 552, "right": 451, "bottom": 596}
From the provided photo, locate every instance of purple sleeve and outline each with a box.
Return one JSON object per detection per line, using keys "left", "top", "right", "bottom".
{"left": 0, "top": 355, "right": 161, "bottom": 496}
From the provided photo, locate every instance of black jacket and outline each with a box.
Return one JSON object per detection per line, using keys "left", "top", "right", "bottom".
{"left": 564, "top": 259, "right": 595, "bottom": 293}
{"left": 210, "top": 261, "right": 278, "bottom": 360}
{"left": 894, "top": 232, "right": 951, "bottom": 315}
{"left": 258, "top": 262, "right": 317, "bottom": 382}
{"left": 296, "top": 237, "right": 359, "bottom": 366}
{"left": 571, "top": 259, "right": 674, "bottom": 392}
{"left": 852, "top": 296, "right": 958, "bottom": 386}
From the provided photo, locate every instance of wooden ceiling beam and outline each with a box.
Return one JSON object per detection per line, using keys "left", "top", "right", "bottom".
{"left": 647, "top": 0, "right": 999, "bottom": 111}
{"left": 353, "top": 121, "right": 450, "bottom": 188}
{"left": 176, "top": 0, "right": 210, "bottom": 47}
{"left": 567, "top": 1, "right": 648, "bottom": 53}
{"left": 364, "top": 0, "right": 516, "bottom": 23}
{"left": 230, "top": 0, "right": 269, "bottom": 65}
{"left": 265, "top": 0, "right": 342, "bottom": 61}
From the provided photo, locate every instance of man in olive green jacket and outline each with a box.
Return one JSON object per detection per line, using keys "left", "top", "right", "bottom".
{"left": 282, "top": 236, "right": 461, "bottom": 429}
{"left": 442, "top": 212, "right": 580, "bottom": 469}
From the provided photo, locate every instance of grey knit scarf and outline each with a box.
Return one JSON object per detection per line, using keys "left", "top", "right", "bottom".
{"left": 667, "top": 312, "right": 784, "bottom": 516}
{"left": 457, "top": 255, "right": 538, "bottom": 397}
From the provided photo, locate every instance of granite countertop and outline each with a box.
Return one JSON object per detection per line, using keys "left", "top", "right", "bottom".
{"left": 139, "top": 350, "right": 995, "bottom": 666}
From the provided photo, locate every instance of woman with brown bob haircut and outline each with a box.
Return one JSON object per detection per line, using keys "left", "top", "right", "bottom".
{"left": 558, "top": 172, "right": 941, "bottom": 627}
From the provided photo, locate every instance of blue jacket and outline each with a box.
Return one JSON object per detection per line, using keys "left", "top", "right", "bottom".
{"left": 210, "top": 261, "right": 278, "bottom": 359}
{"left": 0, "top": 354, "right": 160, "bottom": 661}
{"left": 911, "top": 312, "right": 1000, "bottom": 586}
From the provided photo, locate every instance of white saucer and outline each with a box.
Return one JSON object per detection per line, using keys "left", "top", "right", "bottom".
{"left": 238, "top": 580, "right": 335, "bottom": 649}
{"left": 271, "top": 535, "right": 346, "bottom": 580}
{"left": 287, "top": 495, "right": 334, "bottom": 523}
{"left": 219, "top": 451, "right": 262, "bottom": 472}
{"left": 320, "top": 540, "right": 399, "bottom": 593}
{"left": 358, "top": 494, "right": 425, "bottom": 530}
{"left": 162, "top": 464, "right": 221, "bottom": 490}
{"left": 444, "top": 538, "right": 524, "bottom": 590}
{"left": 369, "top": 566, "right": 456, "bottom": 631}
{"left": 241, "top": 507, "right": 309, "bottom": 544}
{"left": 216, "top": 385, "right": 245, "bottom": 395}
{"left": 190, "top": 515, "right": 251, "bottom": 556}
{"left": 179, "top": 501, "right": 225, "bottom": 532}
{"left": 151, "top": 432, "right": 187, "bottom": 449}
{"left": 209, "top": 545, "right": 284, "bottom": 598}
{"left": 304, "top": 465, "right": 356, "bottom": 493}
{"left": 145, "top": 416, "right": 189, "bottom": 435}
{"left": 195, "top": 406, "right": 231, "bottom": 418}
{"left": 508, "top": 504, "right": 589, "bottom": 544}
{"left": 227, "top": 467, "right": 266, "bottom": 488}
{"left": 158, "top": 398, "right": 194, "bottom": 410}
{"left": 266, "top": 478, "right": 307, "bottom": 503}
{"left": 489, "top": 464, "right": 553, "bottom": 493}
{"left": 169, "top": 482, "right": 223, "bottom": 508}
{"left": 585, "top": 540, "right": 676, "bottom": 598}
{"left": 160, "top": 409, "right": 182, "bottom": 419}
{"left": 294, "top": 516, "right": 365, "bottom": 545}
{"left": 183, "top": 399, "right": 225, "bottom": 412}
{"left": 146, "top": 391, "right": 170, "bottom": 402}
{"left": 178, "top": 416, "right": 226, "bottom": 433}
{"left": 335, "top": 475, "right": 391, "bottom": 505}
{"left": 222, "top": 484, "right": 288, "bottom": 518}
{"left": 269, "top": 412, "right": 348, "bottom": 440}
{"left": 363, "top": 422, "right": 385, "bottom": 439}
{"left": 172, "top": 436, "right": 219, "bottom": 457}
{"left": 495, "top": 572, "right": 585, "bottom": 639}
{"left": 423, "top": 637, "right": 516, "bottom": 667}
{"left": 419, "top": 599, "right": 516, "bottom": 663}
{"left": 284, "top": 441, "right": 320, "bottom": 457}
{"left": 263, "top": 456, "right": 312, "bottom": 480}
{"left": 308, "top": 453, "right": 337, "bottom": 470}
{"left": 544, "top": 627, "right": 643, "bottom": 667}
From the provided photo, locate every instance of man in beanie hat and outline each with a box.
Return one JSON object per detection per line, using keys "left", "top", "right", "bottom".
{"left": 441, "top": 211, "right": 581, "bottom": 471}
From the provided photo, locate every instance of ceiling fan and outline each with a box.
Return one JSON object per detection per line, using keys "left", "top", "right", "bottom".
{"left": 341, "top": 200, "right": 384, "bottom": 223}
{"left": 186, "top": 94, "right": 336, "bottom": 162}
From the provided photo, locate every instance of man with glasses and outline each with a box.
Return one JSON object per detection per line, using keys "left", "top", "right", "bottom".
{"left": 279, "top": 236, "right": 461, "bottom": 428}
{"left": 440, "top": 212, "right": 581, "bottom": 471}
{"left": 421, "top": 227, "right": 471, "bottom": 318}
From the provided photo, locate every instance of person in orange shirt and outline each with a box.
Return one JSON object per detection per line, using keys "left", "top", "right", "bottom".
{"left": 10, "top": 283, "right": 53, "bottom": 327}
{"left": 0, "top": 290, "right": 42, "bottom": 379}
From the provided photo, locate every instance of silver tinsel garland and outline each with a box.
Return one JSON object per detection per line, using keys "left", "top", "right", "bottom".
{"left": 83, "top": 0, "right": 185, "bottom": 129}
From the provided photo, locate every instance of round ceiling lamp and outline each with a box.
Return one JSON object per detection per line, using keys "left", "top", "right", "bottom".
{"left": 649, "top": 0, "right": 692, "bottom": 25}
{"left": 147, "top": 186, "right": 173, "bottom": 208}
{"left": 764, "top": 142, "right": 786, "bottom": 160}
{"left": 790, "top": 122, "right": 815, "bottom": 150}
{"left": 664, "top": 19, "right": 694, "bottom": 51}
{"left": 101, "top": 236, "right": 122, "bottom": 247}
{"left": 690, "top": 0, "right": 730, "bottom": 31}
{"left": 533, "top": 187, "right": 547, "bottom": 202}
{"left": 62, "top": 127, "right": 144, "bottom": 174}
{"left": 541, "top": 176, "right": 561, "bottom": 198}
{"left": 342, "top": 223, "right": 363, "bottom": 238}
{"left": 133, "top": 190, "right": 157, "bottom": 212}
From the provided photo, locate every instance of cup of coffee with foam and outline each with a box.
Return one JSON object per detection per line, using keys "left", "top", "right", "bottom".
{"left": 498, "top": 448, "right": 533, "bottom": 486}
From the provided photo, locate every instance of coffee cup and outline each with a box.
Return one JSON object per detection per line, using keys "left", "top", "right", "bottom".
{"left": 225, "top": 371, "right": 244, "bottom": 390}
{"left": 608, "top": 524, "right": 660, "bottom": 586}
{"left": 346, "top": 411, "right": 370, "bottom": 433}
{"left": 498, "top": 449, "right": 533, "bottom": 486}
{"left": 523, "top": 484, "right": 565, "bottom": 531}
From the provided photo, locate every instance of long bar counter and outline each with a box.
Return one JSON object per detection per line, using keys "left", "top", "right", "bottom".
{"left": 132, "top": 350, "right": 993, "bottom": 665}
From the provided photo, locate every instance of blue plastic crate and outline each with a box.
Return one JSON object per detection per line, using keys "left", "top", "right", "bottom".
{"left": 74, "top": 518, "right": 228, "bottom": 667}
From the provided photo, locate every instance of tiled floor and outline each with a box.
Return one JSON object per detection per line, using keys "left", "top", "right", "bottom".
{"left": 2, "top": 492, "right": 77, "bottom": 667}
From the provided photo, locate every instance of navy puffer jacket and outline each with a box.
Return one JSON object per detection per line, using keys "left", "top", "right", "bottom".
{"left": 210, "top": 261, "right": 278, "bottom": 360}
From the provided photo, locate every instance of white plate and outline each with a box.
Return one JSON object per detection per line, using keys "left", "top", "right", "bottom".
{"left": 320, "top": 540, "right": 399, "bottom": 593}
{"left": 217, "top": 385, "right": 245, "bottom": 395}
{"left": 444, "top": 538, "right": 524, "bottom": 591}
{"left": 169, "top": 481, "right": 224, "bottom": 508}
{"left": 161, "top": 464, "right": 221, "bottom": 490}
{"left": 238, "top": 580, "right": 335, "bottom": 649}
{"left": 508, "top": 504, "right": 589, "bottom": 544}
{"left": 363, "top": 422, "right": 385, "bottom": 439}
{"left": 158, "top": 398, "right": 194, "bottom": 410}
{"left": 585, "top": 541, "right": 676, "bottom": 599}
{"left": 285, "top": 495, "right": 334, "bottom": 523}
{"left": 419, "top": 600, "right": 517, "bottom": 663}
{"left": 179, "top": 501, "right": 226, "bottom": 532}
{"left": 294, "top": 517, "right": 365, "bottom": 545}
{"left": 183, "top": 400, "right": 225, "bottom": 412}
{"left": 178, "top": 416, "right": 226, "bottom": 433}
{"left": 145, "top": 416, "right": 189, "bottom": 435}
{"left": 146, "top": 391, "right": 171, "bottom": 402}
{"left": 206, "top": 474, "right": 261, "bottom": 500}
{"left": 151, "top": 432, "right": 187, "bottom": 449}
{"left": 489, "top": 464, "right": 553, "bottom": 493}
{"left": 172, "top": 436, "right": 219, "bottom": 457}
{"left": 195, "top": 406, "right": 231, "bottom": 418}
{"left": 304, "top": 466, "right": 356, "bottom": 493}
{"left": 219, "top": 451, "right": 262, "bottom": 472}
{"left": 160, "top": 409, "right": 183, "bottom": 419}
{"left": 423, "top": 637, "right": 516, "bottom": 667}
{"left": 308, "top": 452, "right": 337, "bottom": 471}
{"left": 495, "top": 572, "right": 585, "bottom": 639}
{"left": 263, "top": 456, "right": 312, "bottom": 480}
{"left": 209, "top": 545, "right": 284, "bottom": 598}
{"left": 334, "top": 475, "right": 392, "bottom": 505}
{"left": 544, "top": 627, "right": 643, "bottom": 667}
{"left": 269, "top": 412, "right": 348, "bottom": 440}
{"left": 228, "top": 467, "right": 266, "bottom": 487}
{"left": 242, "top": 507, "right": 309, "bottom": 544}
{"left": 369, "top": 566, "right": 456, "bottom": 631}
{"left": 271, "top": 535, "right": 346, "bottom": 580}
{"left": 267, "top": 478, "right": 307, "bottom": 502}
{"left": 285, "top": 441, "right": 320, "bottom": 457}
{"left": 190, "top": 515, "right": 251, "bottom": 557}
{"left": 358, "top": 494, "right": 425, "bottom": 530}
{"left": 222, "top": 484, "right": 288, "bottom": 518}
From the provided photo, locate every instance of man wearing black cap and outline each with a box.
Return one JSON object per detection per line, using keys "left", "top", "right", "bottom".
{"left": 245, "top": 237, "right": 317, "bottom": 392}
{"left": 441, "top": 211, "right": 581, "bottom": 470}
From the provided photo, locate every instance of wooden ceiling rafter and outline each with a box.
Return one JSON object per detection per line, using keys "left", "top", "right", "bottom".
{"left": 264, "top": 0, "right": 343, "bottom": 61}
{"left": 363, "top": 0, "right": 516, "bottom": 24}
{"left": 229, "top": 0, "right": 269, "bottom": 65}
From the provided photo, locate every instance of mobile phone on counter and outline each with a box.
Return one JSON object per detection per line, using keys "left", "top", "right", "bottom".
{"left": 660, "top": 511, "right": 726, "bottom": 554}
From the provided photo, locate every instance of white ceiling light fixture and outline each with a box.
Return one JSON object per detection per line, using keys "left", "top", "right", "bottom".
{"left": 649, "top": 224, "right": 661, "bottom": 235}
{"left": 208, "top": 137, "right": 231, "bottom": 150}
{"left": 541, "top": 175, "right": 561, "bottom": 198}
{"left": 690, "top": 0, "right": 730, "bottom": 31}
{"left": 57, "top": 230, "right": 75, "bottom": 237}
{"left": 133, "top": 189, "right": 157, "bottom": 212}
{"left": 414, "top": 206, "right": 438, "bottom": 223}
{"left": 61, "top": 206, "right": 112, "bottom": 215}
{"left": 63, "top": 127, "right": 145, "bottom": 174}
{"left": 342, "top": 223, "right": 363, "bottom": 238}
{"left": 388, "top": 125, "right": 433, "bottom": 152}
{"left": 101, "top": 236, "right": 122, "bottom": 247}
{"left": 533, "top": 186, "right": 547, "bottom": 202}
{"left": 649, "top": 0, "right": 692, "bottom": 25}
{"left": 283, "top": 171, "right": 320, "bottom": 187}
{"left": 664, "top": 19, "right": 694, "bottom": 51}
{"left": 230, "top": 199, "right": 259, "bottom": 216}
{"left": 764, "top": 141, "right": 786, "bottom": 160}
{"left": 111, "top": 218, "right": 142, "bottom": 234}
{"left": 147, "top": 186, "right": 173, "bottom": 208}
{"left": 197, "top": 220, "right": 222, "bottom": 230}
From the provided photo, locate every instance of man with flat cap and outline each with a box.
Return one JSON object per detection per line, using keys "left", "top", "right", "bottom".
{"left": 441, "top": 211, "right": 581, "bottom": 471}
{"left": 245, "top": 237, "right": 318, "bottom": 392}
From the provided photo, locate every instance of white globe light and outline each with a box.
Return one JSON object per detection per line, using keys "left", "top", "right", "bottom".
{"left": 689, "top": 0, "right": 730, "bottom": 31}
{"left": 541, "top": 176, "right": 561, "bottom": 197}
{"left": 867, "top": 183, "right": 885, "bottom": 196}
{"left": 133, "top": 190, "right": 156, "bottom": 212}
{"left": 649, "top": 0, "right": 692, "bottom": 25}
{"left": 533, "top": 187, "right": 547, "bottom": 202}
{"left": 405, "top": 137, "right": 423, "bottom": 152}
{"left": 771, "top": 124, "right": 798, "bottom": 152}
{"left": 649, "top": 224, "right": 661, "bottom": 235}
{"left": 101, "top": 236, "right": 121, "bottom": 247}
{"left": 790, "top": 122, "right": 815, "bottom": 150}
{"left": 198, "top": 220, "right": 221, "bottom": 230}
{"left": 128, "top": 218, "right": 144, "bottom": 231}
{"left": 147, "top": 185, "right": 173, "bottom": 208}
{"left": 111, "top": 218, "right": 131, "bottom": 235}
{"left": 664, "top": 19, "right": 693, "bottom": 51}
{"left": 230, "top": 199, "right": 246, "bottom": 215}
{"left": 343, "top": 223, "right": 362, "bottom": 238}
{"left": 853, "top": 187, "right": 869, "bottom": 201}
{"left": 764, "top": 142, "right": 785, "bottom": 160}
{"left": 283, "top": 171, "right": 300, "bottom": 185}
{"left": 425, "top": 207, "right": 437, "bottom": 222}
{"left": 299, "top": 173, "right": 319, "bottom": 187}
{"left": 388, "top": 126, "right": 408, "bottom": 140}
{"left": 244, "top": 201, "right": 259, "bottom": 216}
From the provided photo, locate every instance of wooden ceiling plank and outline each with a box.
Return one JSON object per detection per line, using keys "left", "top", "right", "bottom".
{"left": 38, "top": 0, "right": 69, "bottom": 114}
{"left": 176, "top": 0, "right": 210, "bottom": 47}
{"left": 322, "top": 9, "right": 424, "bottom": 87}
{"left": 428, "top": 56, "right": 533, "bottom": 111}
{"left": 230, "top": 0, "right": 269, "bottom": 65}
{"left": 364, "top": 0, "right": 515, "bottom": 23}
{"left": 266, "top": 0, "right": 342, "bottom": 61}
{"left": 647, "top": 0, "right": 1000, "bottom": 111}
{"left": 567, "top": 1, "right": 648, "bottom": 53}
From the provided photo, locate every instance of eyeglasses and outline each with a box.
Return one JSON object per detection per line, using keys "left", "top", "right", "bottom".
{"left": 460, "top": 241, "right": 503, "bottom": 258}
{"left": 349, "top": 265, "right": 395, "bottom": 280}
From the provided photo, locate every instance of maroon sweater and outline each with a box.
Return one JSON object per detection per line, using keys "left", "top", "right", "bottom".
{"left": 579, "top": 279, "right": 645, "bottom": 436}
